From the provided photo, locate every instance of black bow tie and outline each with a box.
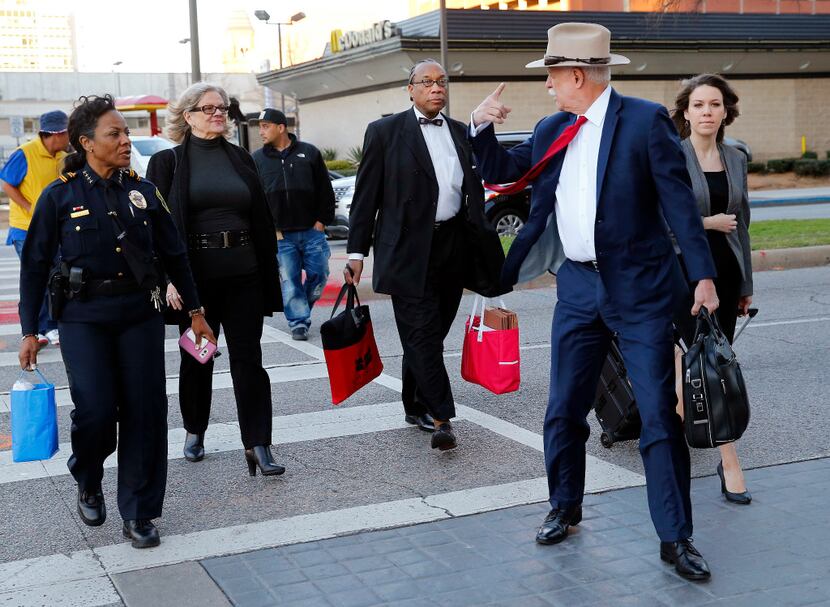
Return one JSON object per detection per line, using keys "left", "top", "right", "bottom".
{"left": 419, "top": 117, "right": 443, "bottom": 127}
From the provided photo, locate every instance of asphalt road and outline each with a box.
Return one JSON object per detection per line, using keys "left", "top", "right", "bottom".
{"left": 0, "top": 247, "right": 828, "bottom": 606}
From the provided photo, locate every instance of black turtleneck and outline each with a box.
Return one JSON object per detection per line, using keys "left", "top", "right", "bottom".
{"left": 186, "top": 134, "right": 257, "bottom": 279}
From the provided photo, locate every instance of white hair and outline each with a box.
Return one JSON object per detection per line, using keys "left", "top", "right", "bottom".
{"left": 583, "top": 66, "right": 611, "bottom": 85}
{"left": 165, "top": 82, "right": 231, "bottom": 143}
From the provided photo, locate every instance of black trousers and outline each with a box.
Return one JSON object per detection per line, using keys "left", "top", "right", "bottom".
{"left": 61, "top": 313, "right": 167, "bottom": 521}
{"left": 178, "top": 272, "right": 272, "bottom": 448}
{"left": 391, "top": 220, "right": 465, "bottom": 421}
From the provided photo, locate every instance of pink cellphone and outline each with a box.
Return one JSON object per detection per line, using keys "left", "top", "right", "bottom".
{"left": 179, "top": 329, "right": 219, "bottom": 364}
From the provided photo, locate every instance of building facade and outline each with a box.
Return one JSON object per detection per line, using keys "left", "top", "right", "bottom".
{"left": 411, "top": 0, "right": 830, "bottom": 14}
{"left": 0, "top": 0, "right": 76, "bottom": 72}
{"left": 258, "top": 9, "right": 830, "bottom": 161}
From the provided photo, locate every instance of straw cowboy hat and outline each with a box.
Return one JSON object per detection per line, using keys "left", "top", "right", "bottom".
{"left": 526, "top": 22, "right": 630, "bottom": 69}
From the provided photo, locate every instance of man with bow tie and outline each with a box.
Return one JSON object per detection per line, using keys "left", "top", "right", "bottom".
{"left": 344, "top": 59, "right": 504, "bottom": 451}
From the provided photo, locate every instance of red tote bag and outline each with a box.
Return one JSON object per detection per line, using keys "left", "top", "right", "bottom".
{"left": 461, "top": 296, "right": 520, "bottom": 395}
{"left": 320, "top": 283, "right": 384, "bottom": 405}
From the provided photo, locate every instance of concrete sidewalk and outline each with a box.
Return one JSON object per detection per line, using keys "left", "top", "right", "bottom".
{"left": 111, "top": 456, "right": 830, "bottom": 606}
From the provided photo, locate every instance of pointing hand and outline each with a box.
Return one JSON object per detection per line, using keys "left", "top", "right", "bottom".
{"left": 472, "top": 82, "right": 512, "bottom": 127}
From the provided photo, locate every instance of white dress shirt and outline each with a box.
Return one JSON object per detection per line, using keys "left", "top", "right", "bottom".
{"left": 349, "top": 107, "right": 463, "bottom": 261}
{"left": 555, "top": 85, "right": 611, "bottom": 262}
{"left": 470, "top": 85, "right": 612, "bottom": 262}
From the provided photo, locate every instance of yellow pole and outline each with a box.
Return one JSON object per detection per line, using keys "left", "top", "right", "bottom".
{"left": 801, "top": 135, "right": 807, "bottom": 155}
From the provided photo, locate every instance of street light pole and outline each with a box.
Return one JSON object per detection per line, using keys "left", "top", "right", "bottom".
{"left": 189, "top": 0, "right": 202, "bottom": 83}
{"left": 277, "top": 22, "right": 284, "bottom": 112}
{"left": 439, "top": 0, "right": 449, "bottom": 116}
{"left": 112, "top": 60, "right": 123, "bottom": 97}
{"left": 255, "top": 10, "right": 305, "bottom": 114}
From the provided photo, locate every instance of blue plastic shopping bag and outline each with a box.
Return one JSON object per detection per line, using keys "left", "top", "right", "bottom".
{"left": 10, "top": 369, "right": 59, "bottom": 462}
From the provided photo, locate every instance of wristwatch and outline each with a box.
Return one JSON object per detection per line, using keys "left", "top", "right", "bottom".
{"left": 188, "top": 307, "right": 205, "bottom": 318}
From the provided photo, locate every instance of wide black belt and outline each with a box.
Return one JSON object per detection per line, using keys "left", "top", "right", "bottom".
{"left": 573, "top": 259, "right": 599, "bottom": 272}
{"left": 188, "top": 230, "right": 251, "bottom": 250}
{"left": 87, "top": 277, "right": 143, "bottom": 296}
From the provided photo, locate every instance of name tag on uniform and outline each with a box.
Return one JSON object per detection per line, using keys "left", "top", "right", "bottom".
{"left": 70, "top": 209, "right": 90, "bottom": 218}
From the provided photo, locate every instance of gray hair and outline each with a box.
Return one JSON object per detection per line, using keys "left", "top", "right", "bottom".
{"left": 165, "top": 82, "right": 231, "bottom": 143}
{"left": 583, "top": 66, "right": 611, "bottom": 86}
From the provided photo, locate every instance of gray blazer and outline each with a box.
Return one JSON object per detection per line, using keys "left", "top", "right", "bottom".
{"left": 680, "top": 138, "right": 753, "bottom": 297}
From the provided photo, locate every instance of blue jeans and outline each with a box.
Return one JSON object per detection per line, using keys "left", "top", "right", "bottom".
{"left": 11, "top": 235, "right": 57, "bottom": 334}
{"left": 277, "top": 228, "right": 331, "bottom": 330}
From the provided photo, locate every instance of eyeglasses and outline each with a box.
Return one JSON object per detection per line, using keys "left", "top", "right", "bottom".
{"left": 189, "top": 104, "right": 230, "bottom": 115}
{"left": 410, "top": 78, "right": 449, "bottom": 89}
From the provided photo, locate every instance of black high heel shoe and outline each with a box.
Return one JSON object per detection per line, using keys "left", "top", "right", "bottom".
{"left": 717, "top": 461, "right": 751, "bottom": 505}
{"left": 183, "top": 432, "right": 205, "bottom": 462}
{"left": 245, "top": 445, "right": 286, "bottom": 477}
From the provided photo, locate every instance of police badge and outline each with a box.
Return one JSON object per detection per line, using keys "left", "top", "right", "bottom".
{"left": 128, "top": 190, "right": 147, "bottom": 210}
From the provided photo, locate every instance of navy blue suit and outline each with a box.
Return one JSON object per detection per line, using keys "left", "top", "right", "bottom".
{"left": 472, "top": 89, "right": 716, "bottom": 542}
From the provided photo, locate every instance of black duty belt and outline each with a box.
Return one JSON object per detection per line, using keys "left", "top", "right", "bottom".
{"left": 188, "top": 230, "right": 251, "bottom": 250}
{"left": 87, "top": 277, "right": 143, "bottom": 296}
{"left": 573, "top": 259, "right": 599, "bottom": 272}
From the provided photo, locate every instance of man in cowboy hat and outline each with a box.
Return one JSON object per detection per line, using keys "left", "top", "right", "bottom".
{"left": 469, "top": 23, "right": 717, "bottom": 581}
{"left": 0, "top": 109, "right": 69, "bottom": 346}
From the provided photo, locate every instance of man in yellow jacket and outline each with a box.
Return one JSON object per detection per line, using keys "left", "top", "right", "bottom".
{"left": 0, "top": 110, "right": 69, "bottom": 345}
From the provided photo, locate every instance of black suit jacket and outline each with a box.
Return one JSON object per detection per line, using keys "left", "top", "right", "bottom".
{"left": 347, "top": 109, "right": 504, "bottom": 298}
{"left": 146, "top": 133, "right": 283, "bottom": 320}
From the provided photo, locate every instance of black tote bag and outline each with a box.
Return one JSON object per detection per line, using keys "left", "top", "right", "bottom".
{"left": 682, "top": 307, "right": 751, "bottom": 448}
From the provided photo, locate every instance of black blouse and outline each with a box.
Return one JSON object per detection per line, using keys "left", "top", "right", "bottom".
{"left": 186, "top": 135, "right": 257, "bottom": 279}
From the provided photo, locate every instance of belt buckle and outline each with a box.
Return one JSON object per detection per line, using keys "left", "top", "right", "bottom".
{"left": 222, "top": 231, "right": 230, "bottom": 249}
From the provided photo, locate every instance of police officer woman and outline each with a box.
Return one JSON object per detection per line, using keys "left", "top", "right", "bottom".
{"left": 18, "top": 95, "right": 216, "bottom": 549}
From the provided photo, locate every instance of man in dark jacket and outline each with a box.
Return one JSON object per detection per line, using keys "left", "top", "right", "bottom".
{"left": 253, "top": 109, "right": 335, "bottom": 340}
{"left": 344, "top": 59, "right": 505, "bottom": 451}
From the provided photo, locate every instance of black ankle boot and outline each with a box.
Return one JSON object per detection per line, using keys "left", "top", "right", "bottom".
{"left": 244, "top": 445, "right": 286, "bottom": 477}
{"left": 183, "top": 432, "right": 205, "bottom": 462}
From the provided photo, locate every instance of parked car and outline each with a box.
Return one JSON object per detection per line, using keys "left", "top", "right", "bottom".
{"left": 327, "top": 175, "right": 356, "bottom": 239}
{"left": 484, "top": 130, "right": 753, "bottom": 237}
{"left": 130, "top": 135, "right": 175, "bottom": 177}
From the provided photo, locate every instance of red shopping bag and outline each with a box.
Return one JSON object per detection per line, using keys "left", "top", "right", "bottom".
{"left": 320, "top": 283, "right": 383, "bottom": 405}
{"left": 461, "top": 296, "right": 520, "bottom": 394}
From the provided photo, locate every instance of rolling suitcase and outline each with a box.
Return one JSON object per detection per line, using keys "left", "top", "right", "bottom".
{"left": 592, "top": 309, "right": 758, "bottom": 448}
{"left": 593, "top": 339, "right": 640, "bottom": 448}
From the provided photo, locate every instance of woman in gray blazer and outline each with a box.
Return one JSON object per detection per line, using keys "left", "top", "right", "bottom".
{"left": 672, "top": 73, "right": 753, "bottom": 504}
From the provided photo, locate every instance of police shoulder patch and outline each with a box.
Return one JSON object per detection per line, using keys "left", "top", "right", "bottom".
{"left": 58, "top": 171, "right": 77, "bottom": 183}
{"left": 155, "top": 187, "right": 172, "bottom": 214}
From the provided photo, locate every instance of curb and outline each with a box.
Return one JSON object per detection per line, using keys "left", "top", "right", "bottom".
{"left": 318, "top": 244, "right": 830, "bottom": 305}
{"left": 751, "top": 244, "right": 830, "bottom": 272}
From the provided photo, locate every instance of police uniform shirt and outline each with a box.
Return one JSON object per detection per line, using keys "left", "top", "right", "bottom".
{"left": 19, "top": 164, "right": 200, "bottom": 335}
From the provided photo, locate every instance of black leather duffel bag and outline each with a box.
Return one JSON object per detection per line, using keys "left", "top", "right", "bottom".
{"left": 682, "top": 307, "right": 750, "bottom": 448}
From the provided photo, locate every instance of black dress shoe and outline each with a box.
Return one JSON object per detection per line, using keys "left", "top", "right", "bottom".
{"left": 404, "top": 413, "right": 435, "bottom": 432}
{"left": 122, "top": 519, "right": 161, "bottom": 549}
{"left": 245, "top": 445, "right": 286, "bottom": 477}
{"left": 431, "top": 422, "right": 457, "bottom": 451}
{"left": 77, "top": 487, "right": 106, "bottom": 527}
{"left": 291, "top": 326, "right": 309, "bottom": 341}
{"left": 535, "top": 505, "right": 582, "bottom": 545}
{"left": 183, "top": 432, "right": 205, "bottom": 462}
{"left": 660, "top": 539, "right": 711, "bottom": 581}
{"left": 717, "top": 462, "right": 752, "bottom": 505}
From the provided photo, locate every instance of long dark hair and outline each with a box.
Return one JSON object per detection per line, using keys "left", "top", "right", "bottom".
{"left": 63, "top": 94, "right": 118, "bottom": 173}
{"left": 671, "top": 74, "right": 739, "bottom": 142}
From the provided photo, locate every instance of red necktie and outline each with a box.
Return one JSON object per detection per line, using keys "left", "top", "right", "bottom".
{"left": 485, "top": 115, "right": 588, "bottom": 195}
